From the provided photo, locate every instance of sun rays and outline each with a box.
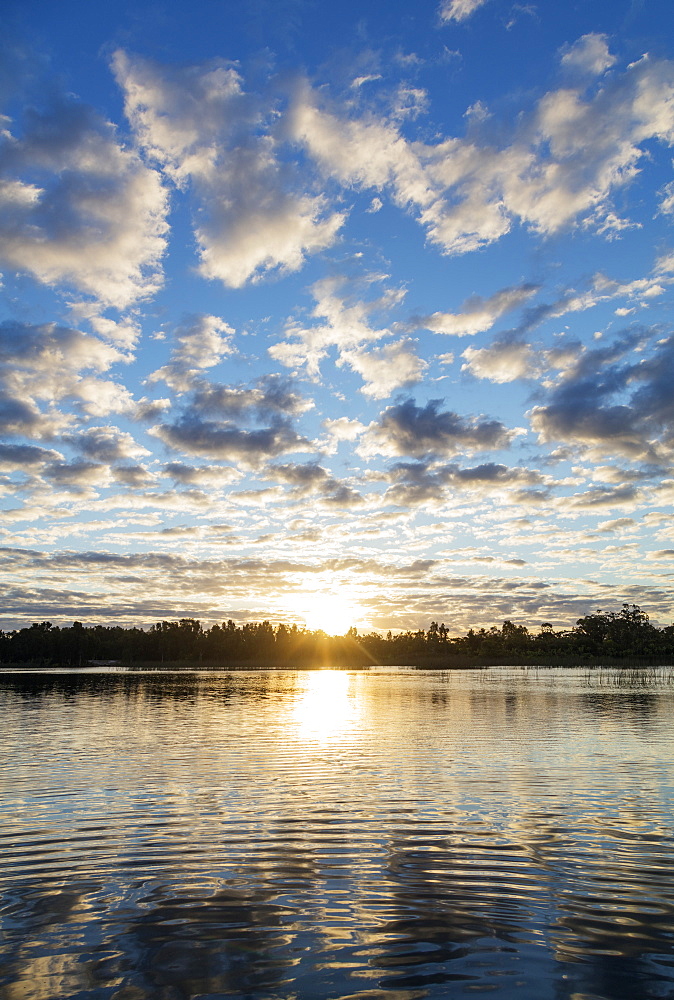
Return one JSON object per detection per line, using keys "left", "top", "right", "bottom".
{"left": 297, "top": 592, "right": 362, "bottom": 636}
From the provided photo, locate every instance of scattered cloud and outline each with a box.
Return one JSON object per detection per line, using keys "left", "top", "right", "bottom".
{"left": 292, "top": 53, "right": 674, "bottom": 255}
{"left": 148, "top": 314, "right": 235, "bottom": 391}
{"left": 418, "top": 282, "right": 539, "bottom": 336}
{"left": 382, "top": 459, "right": 547, "bottom": 506}
{"left": 267, "top": 462, "right": 365, "bottom": 506}
{"left": 163, "top": 462, "right": 243, "bottom": 486}
{"left": 1, "top": 21, "right": 673, "bottom": 631}
{"left": 270, "top": 273, "right": 405, "bottom": 384}
{"left": 438, "top": 0, "right": 490, "bottom": 24}
{"left": 461, "top": 339, "right": 537, "bottom": 382}
{"left": 560, "top": 34, "right": 617, "bottom": 77}
{"left": 338, "top": 338, "right": 427, "bottom": 398}
{"left": 0, "top": 85, "right": 167, "bottom": 308}
{"left": 114, "top": 50, "right": 344, "bottom": 287}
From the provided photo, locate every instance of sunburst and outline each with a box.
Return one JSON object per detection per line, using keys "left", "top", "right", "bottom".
{"left": 299, "top": 592, "right": 360, "bottom": 635}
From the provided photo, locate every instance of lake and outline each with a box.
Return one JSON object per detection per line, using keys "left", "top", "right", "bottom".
{"left": 1, "top": 666, "right": 673, "bottom": 1000}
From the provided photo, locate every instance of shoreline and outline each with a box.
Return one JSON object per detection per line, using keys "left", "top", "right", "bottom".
{"left": 2, "top": 655, "right": 674, "bottom": 671}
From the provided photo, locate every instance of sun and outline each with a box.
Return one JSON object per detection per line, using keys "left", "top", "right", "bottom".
{"left": 299, "top": 593, "right": 360, "bottom": 635}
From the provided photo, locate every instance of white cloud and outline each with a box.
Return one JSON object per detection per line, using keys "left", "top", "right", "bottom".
{"left": 560, "top": 34, "right": 617, "bottom": 77}
{"left": 112, "top": 51, "right": 244, "bottom": 183}
{"left": 292, "top": 53, "right": 674, "bottom": 257}
{"left": 338, "top": 339, "right": 427, "bottom": 398}
{"left": 392, "top": 86, "right": 429, "bottom": 120}
{"left": 172, "top": 315, "right": 234, "bottom": 369}
{"left": 439, "top": 0, "right": 490, "bottom": 24}
{"left": 658, "top": 180, "right": 674, "bottom": 215}
{"left": 269, "top": 274, "right": 403, "bottom": 379}
{"left": 149, "top": 315, "right": 235, "bottom": 391}
{"left": 74, "top": 309, "right": 142, "bottom": 350}
{"left": 656, "top": 251, "right": 674, "bottom": 273}
{"left": 114, "top": 51, "right": 344, "bottom": 288}
{"left": 0, "top": 90, "right": 168, "bottom": 309}
{"left": 418, "top": 282, "right": 539, "bottom": 336}
{"left": 73, "top": 378, "right": 136, "bottom": 417}
{"left": 461, "top": 341, "right": 537, "bottom": 382}
{"left": 290, "top": 83, "right": 435, "bottom": 209}
{"left": 352, "top": 75, "right": 383, "bottom": 88}
{"left": 196, "top": 191, "right": 344, "bottom": 288}
{"left": 0, "top": 321, "right": 136, "bottom": 431}
{"left": 592, "top": 270, "right": 672, "bottom": 304}
{"left": 464, "top": 100, "right": 491, "bottom": 122}
{"left": 323, "top": 417, "right": 367, "bottom": 443}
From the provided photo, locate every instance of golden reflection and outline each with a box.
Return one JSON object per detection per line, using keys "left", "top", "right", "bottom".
{"left": 291, "top": 670, "right": 361, "bottom": 745}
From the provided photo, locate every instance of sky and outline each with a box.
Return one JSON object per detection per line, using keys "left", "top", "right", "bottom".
{"left": 1, "top": 0, "right": 674, "bottom": 635}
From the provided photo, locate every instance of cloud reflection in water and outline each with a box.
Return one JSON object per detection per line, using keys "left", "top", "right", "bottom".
{"left": 1, "top": 667, "right": 674, "bottom": 1000}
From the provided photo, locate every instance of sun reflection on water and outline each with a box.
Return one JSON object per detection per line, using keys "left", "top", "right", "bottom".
{"left": 291, "top": 670, "right": 361, "bottom": 745}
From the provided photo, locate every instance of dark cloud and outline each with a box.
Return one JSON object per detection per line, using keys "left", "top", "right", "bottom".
{"left": 382, "top": 459, "right": 545, "bottom": 505}
{"left": 363, "top": 398, "right": 515, "bottom": 458}
{"left": 113, "top": 465, "right": 156, "bottom": 488}
{"left": 162, "top": 462, "right": 240, "bottom": 485}
{"left": 319, "top": 484, "right": 365, "bottom": 506}
{"left": 190, "top": 375, "right": 310, "bottom": 419}
{"left": 530, "top": 329, "right": 674, "bottom": 461}
{"left": 0, "top": 396, "right": 59, "bottom": 439}
{"left": 152, "top": 414, "right": 309, "bottom": 466}
{"left": 511, "top": 488, "right": 553, "bottom": 505}
{"left": 568, "top": 484, "right": 641, "bottom": 508}
{"left": 43, "top": 460, "right": 109, "bottom": 489}
{"left": 628, "top": 335, "right": 674, "bottom": 443}
{"left": 268, "top": 462, "right": 365, "bottom": 506}
{"left": 133, "top": 397, "right": 172, "bottom": 422}
{"left": 152, "top": 374, "right": 313, "bottom": 467}
{"left": 0, "top": 443, "right": 61, "bottom": 467}
{"left": 272, "top": 462, "right": 330, "bottom": 489}
{"left": 65, "top": 426, "right": 148, "bottom": 462}
{"left": 451, "top": 462, "right": 542, "bottom": 484}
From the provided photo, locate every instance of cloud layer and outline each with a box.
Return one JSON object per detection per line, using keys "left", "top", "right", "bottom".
{"left": 1, "top": 11, "right": 674, "bottom": 634}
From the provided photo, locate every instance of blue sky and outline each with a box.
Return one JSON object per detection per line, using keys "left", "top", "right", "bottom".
{"left": 1, "top": 0, "right": 674, "bottom": 634}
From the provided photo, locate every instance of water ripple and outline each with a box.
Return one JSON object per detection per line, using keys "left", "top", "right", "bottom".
{"left": 1, "top": 667, "right": 673, "bottom": 1000}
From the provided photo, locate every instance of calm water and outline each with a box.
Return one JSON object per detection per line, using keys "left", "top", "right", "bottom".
{"left": 1, "top": 667, "right": 673, "bottom": 1000}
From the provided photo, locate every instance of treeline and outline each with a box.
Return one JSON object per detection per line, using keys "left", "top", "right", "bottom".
{"left": 2, "top": 604, "right": 674, "bottom": 668}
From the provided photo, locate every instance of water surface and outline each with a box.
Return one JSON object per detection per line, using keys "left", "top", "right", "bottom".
{"left": 1, "top": 666, "right": 673, "bottom": 1000}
